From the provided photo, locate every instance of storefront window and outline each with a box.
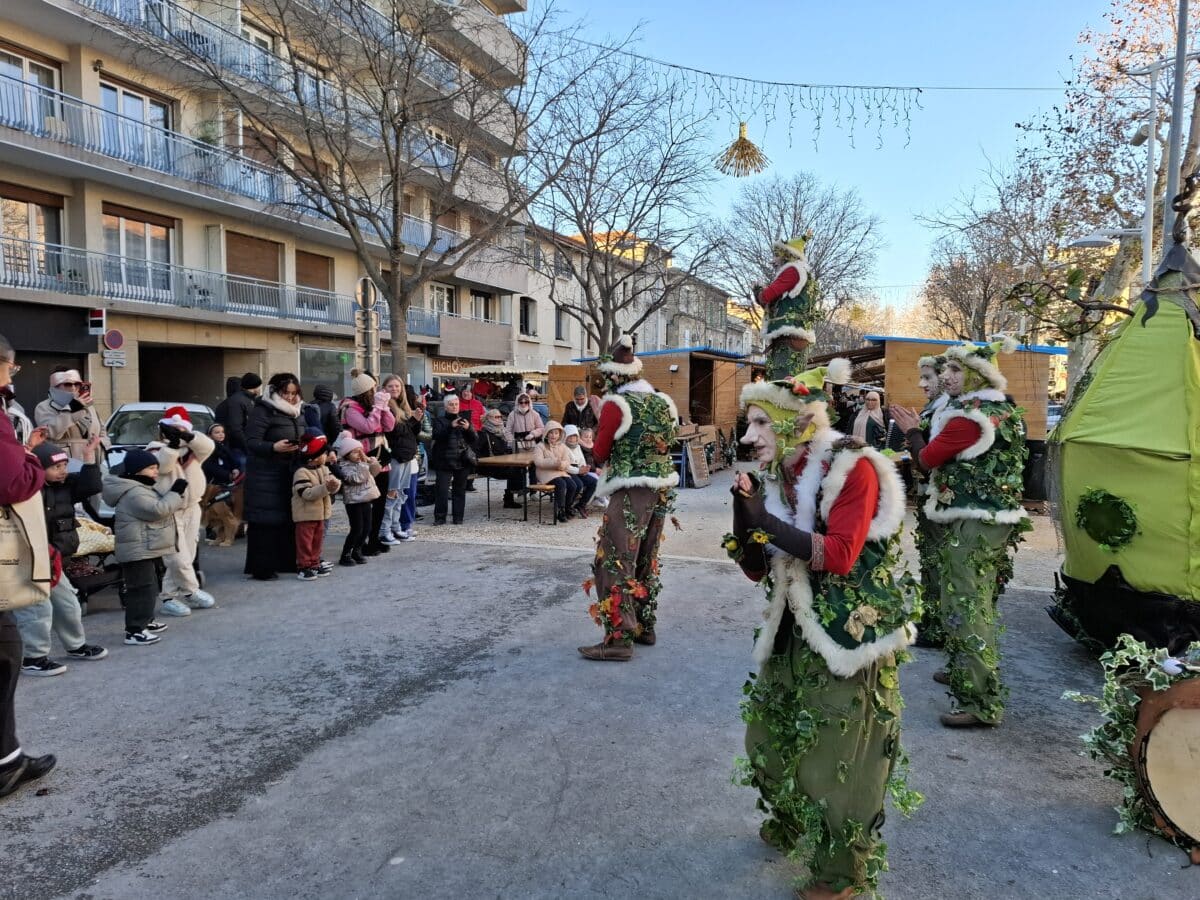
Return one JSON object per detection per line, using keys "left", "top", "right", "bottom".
{"left": 300, "top": 347, "right": 355, "bottom": 399}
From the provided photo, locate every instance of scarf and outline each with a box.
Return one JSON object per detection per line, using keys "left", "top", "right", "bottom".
{"left": 263, "top": 388, "right": 302, "bottom": 418}
{"left": 852, "top": 393, "right": 885, "bottom": 443}
{"left": 483, "top": 417, "right": 506, "bottom": 437}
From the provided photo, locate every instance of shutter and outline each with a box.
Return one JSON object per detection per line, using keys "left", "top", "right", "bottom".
{"left": 0, "top": 182, "right": 64, "bottom": 208}
{"left": 225, "top": 231, "right": 280, "bottom": 281}
{"left": 295, "top": 250, "right": 332, "bottom": 290}
{"left": 101, "top": 202, "right": 174, "bottom": 229}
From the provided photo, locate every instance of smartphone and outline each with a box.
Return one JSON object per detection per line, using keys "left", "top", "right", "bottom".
{"left": 80, "top": 381, "right": 92, "bottom": 394}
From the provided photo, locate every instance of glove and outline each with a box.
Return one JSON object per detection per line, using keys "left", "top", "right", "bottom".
{"left": 68, "top": 398, "right": 85, "bottom": 412}
{"left": 179, "top": 429, "right": 194, "bottom": 442}
{"left": 161, "top": 425, "right": 184, "bottom": 449}
{"left": 373, "top": 391, "right": 390, "bottom": 410}
{"left": 169, "top": 478, "right": 189, "bottom": 495}
{"left": 734, "top": 487, "right": 813, "bottom": 562}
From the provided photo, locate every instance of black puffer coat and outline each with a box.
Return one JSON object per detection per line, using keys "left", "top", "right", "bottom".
{"left": 216, "top": 389, "right": 258, "bottom": 453}
{"left": 42, "top": 463, "right": 101, "bottom": 557}
{"left": 430, "top": 410, "right": 476, "bottom": 472}
{"left": 385, "top": 410, "right": 422, "bottom": 466}
{"left": 242, "top": 394, "right": 303, "bottom": 525}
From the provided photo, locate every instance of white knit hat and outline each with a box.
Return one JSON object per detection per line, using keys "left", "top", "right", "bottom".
{"left": 349, "top": 369, "right": 377, "bottom": 396}
{"left": 563, "top": 424, "right": 580, "bottom": 438}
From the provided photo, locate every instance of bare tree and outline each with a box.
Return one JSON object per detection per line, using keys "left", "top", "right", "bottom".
{"left": 525, "top": 51, "right": 716, "bottom": 351}
{"left": 700, "top": 172, "right": 883, "bottom": 337}
{"left": 94, "top": 0, "right": 621, "bottom": 379}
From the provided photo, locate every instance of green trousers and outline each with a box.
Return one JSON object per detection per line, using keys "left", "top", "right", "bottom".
{"left": 938, "top": 518, "right": 1012, "bottom": 724}
{"left": 743, "top": 618, "right": 900, "bottom": 894}
{"left": 913, "top": 507, "right": 946, "bottom": 646}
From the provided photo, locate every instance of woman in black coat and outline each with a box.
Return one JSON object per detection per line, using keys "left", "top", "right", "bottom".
{"left": 242, "top": 373, "right": 304, "bottom": 579}
{"left": 476, "top": 407, "right": 525, "bottom": 509}
{"left": 429, "top": 395, "right": 476, "bottom": 525}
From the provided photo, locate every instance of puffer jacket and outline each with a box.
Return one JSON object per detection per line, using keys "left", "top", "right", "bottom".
{"left": 384, "top": 408, "right": 422, "bottom": 465}
{"left": 41, "top": 463, "right": 102, "bottom": 557}
{"left": 216, "top": 389, "right": 257, "bottom": 453}
{"left": 505, "top": 399, "right": 544, "bottom": 451}
{"left": 243, "top": 391, "right": 304, "bottom": 526}
{"left": 149, "top": 431, "right": 215, "bottom": 511}
{"left": 339, "top": 457, "right": 382, "bottom": 504}
{"left": 101, "top": 472, "right": 185, "bottom": 563}
{"left": 292, "top": 463, "right": 340, "bottom": 522}
{"left": 430, "top": 410, "right": 476, "bottom": 472}
{"left": 533, "top": 425, "right": 572, "bottom": 484}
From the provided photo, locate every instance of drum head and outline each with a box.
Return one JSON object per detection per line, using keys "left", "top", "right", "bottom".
{"left": 1142, "top": 705, "right": 1200, "bottom": 845}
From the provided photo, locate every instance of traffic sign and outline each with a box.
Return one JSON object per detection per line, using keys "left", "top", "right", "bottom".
{"left": 101, "top": 356, "right": 126, "bottom": 368}
{"left": 103, "top": 329, "right": 125, "bottom": 350}
{"left": 356, "top": 276, "right": 377, "bottom": 310}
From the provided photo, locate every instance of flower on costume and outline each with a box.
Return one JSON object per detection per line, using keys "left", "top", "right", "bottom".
{"left": 751, "top": 529, "right": 772, "bottom": 545}
{"left": 844, "top": 604, "right": 881, "bottom": 641}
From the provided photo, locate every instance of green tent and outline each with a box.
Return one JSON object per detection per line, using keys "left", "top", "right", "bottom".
{"left": 1052, "top": 244, "right": 1200, "bottom": 648}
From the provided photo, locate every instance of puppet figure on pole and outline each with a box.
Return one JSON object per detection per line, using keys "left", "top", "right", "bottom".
{"left": 755, "top": 232, "right": 820, "bottom": 381}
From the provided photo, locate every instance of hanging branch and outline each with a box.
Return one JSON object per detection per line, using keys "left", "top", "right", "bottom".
{"left": 1008, "top": 267, "right": 1134, "bottom": 339}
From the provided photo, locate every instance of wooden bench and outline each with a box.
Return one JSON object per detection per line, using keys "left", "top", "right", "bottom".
{"left": 525, "top": 484, "right": 558, "bottom": 525}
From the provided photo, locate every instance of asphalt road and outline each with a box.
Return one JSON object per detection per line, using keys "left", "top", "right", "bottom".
{"left": 0, "top": 486, "right": 1192, "bottom": 899}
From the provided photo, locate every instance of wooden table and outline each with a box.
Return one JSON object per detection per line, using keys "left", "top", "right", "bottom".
{"left": 475, "top": 452, "right": 536, "bottom": 520}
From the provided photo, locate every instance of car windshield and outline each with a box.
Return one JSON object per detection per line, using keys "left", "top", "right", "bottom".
{"left": 107, "top": 409, "right": 214, "bottom": 446}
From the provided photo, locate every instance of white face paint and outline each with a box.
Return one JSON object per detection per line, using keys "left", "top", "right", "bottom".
{"left": 918, "top": 366, "right": 941, "bottom": 401}
{"left": 740, "top": 405, "right": 778, "bottom": 466}
{"left": 941, "top": 361, "right": 966, "bottom": 398}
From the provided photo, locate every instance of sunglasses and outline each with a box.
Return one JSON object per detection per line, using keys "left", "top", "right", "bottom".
{"left": 58, "top": 381, "right": 82, "bottom": 388}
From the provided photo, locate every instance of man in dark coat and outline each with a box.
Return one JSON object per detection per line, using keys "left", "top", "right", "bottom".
{"left": 306, "top": 384, "right": 340, "bottom": 442}
{"left": 562, "top": 385, "right": 599, "bottom": 431}
{"left": 214, "top": 372, "right": 262, "bottom": 469}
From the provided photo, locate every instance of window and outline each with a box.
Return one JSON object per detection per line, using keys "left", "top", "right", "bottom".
{"left": 519, "top": 296, "right": 536, "bottom": 336}
{"left": 554, "top": 251, "right": 571, "bottom": 277}
{"left": 471, "top": 290, "right": 496, "bottom": 322}
{"left": 523, "top": 238, "right": 543, "bottom": 271}
{"left": 100, "top": 81, "right": 171, "bottom": 166}
{"left": 102, "top": 204, "right": 173, "bottom": 294}
{"left": 424, "top": 127, "right": 456, "bottom": 168}
{"left": 293, "top": 55, "right": 325, "bottom": 104}
{"left": 239, "top": 20, "right": 279, "bottom": 82}
{"left": 0, "top": 46, "right": 60, "bottom": 129}
{"left": 429, "top": 282, "right": 456, "bottom": 315}
{"left": 554, "top": 305, "right": 568, "bottom": 342}
{"left": 0, "top": 184, "right": 63, "bottom": 284}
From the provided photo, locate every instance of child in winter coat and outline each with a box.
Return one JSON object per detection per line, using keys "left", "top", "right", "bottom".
{"left": 12, "top": 440, "right": 107, "bottom": 676}
{"left": 334, "top": 431, "right": 381, "bottom": 566}
{"left": 100, "top": 448, "right": 187, "bottom": 645}
{"left": 562, "top": 425, "right": 597, "bottom": 517}
{"left": 148, "top": 406, "right": 215, "bottom": 616}
{"left": 292, "top": 434, "right": 341, "bottom": 581}
{"left": 533, "top": 421, "right": 578, "bottom": 523}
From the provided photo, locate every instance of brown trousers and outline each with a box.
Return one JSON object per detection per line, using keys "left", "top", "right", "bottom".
{"left": 590, "top": 486, "right": 668, "bottom": 646}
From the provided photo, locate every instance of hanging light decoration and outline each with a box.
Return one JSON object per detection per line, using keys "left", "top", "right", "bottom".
{"left": 715, "top": 121, "right": 769, "bottom": 177}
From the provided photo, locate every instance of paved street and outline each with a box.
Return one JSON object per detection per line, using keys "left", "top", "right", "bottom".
{"left": 2, "top": 484, "right": 1192, "bottom": 900}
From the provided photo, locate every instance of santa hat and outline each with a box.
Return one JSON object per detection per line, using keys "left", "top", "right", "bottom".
{"left": 597, "top": 334, "right": 642, "bottom": 378}
{"left": 299, "top": 433, "right": 329, "bottom": 459}
{"left": 159, "top": 405, "right": 193, "bottom": 433}
{"left": 943, "top": 335, "right": 1019, "bottom": 392}
{"left": 772, "top": 232, "right": 812, "bottom": 261}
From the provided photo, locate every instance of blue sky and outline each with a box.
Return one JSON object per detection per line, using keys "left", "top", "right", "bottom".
{"left": 560, "top": 0, "right": 1111, "bottom": 302}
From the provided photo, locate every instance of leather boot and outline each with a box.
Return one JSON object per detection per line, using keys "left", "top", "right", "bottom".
{"left": 940, "top": 710, "right": 995, "bottom": 728}
{"left": 503, "top": 491, "right": 522, "bottom": 509}
{"left": 633, "top": 629, "right": 656, "bottom": 646}
{"left": 932, "top": 669, "right": 950, "bottom": 685}
{"left": 578, "top": 642, "right": 632, "bottom": 661}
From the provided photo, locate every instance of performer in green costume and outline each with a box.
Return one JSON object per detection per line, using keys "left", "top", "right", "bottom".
{"left": 727, "top": 361, "right": 921, "bottom": 899}
{"left": 892, "top": 338, "right": 1030, "bottom": 727}
{"left": 911, "top": 354, "right": 950, "bottom": 649}
{"left": 755, "top": 234, "right": 821, "bottom": 380}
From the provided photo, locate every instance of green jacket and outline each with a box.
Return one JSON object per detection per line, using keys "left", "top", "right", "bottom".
{"left": 595, "top": 388, "right": 679, "bottom": 497}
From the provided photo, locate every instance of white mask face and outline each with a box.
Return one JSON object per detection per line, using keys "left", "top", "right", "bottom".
{"left": 740, "top": 405, "right": 778, "bottom": 466}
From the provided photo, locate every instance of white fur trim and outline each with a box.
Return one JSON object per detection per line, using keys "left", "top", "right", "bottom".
{"left": 945, "top": 344, "right": 1007, "bottom": 392}
{"left": 616, "top": 379, "right": 653, "bottom": 394}
{"left": 598, "top": 357, "right": 643, "bottom": 377}
{"left": 601, "top": 394, "right": 634, "bottom": 440}
{"left": 741, "top": 381, "right": 829, "bottom": 415}
{"left": 940, "top": 408, "right": 995, "bottom": 461}
{"left": 926, "top": 393, "right": 952, "bottom": 438}
{"left": 595, "top": 471, "right": 679, "bottom": 498}
{"left": 997, "top": 334, "right": 1020, "bottom": 353}
{"left": 826, "top": 358, "right": 852, "bottom": 386}
{"left": 817, "top": 446, "right": 907, "bottom": 542}
{"left": 158, "top": 413, "right": 192, "bottom": 432}
{"left": 958, "top": 388, "right": 1006, "bottom": 404}
{"left": 762, "top": 324, "right": 817, "bottom": 345}
{"left": 917, "top": 355, "right": 942, "bottom": 370}
{"left": 922, "top": 491, "right": 1029, "bottom": 525}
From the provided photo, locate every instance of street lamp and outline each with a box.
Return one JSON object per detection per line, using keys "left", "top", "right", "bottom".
{"left": 1068, "top": 229, "right": 1141, "bottom": 249}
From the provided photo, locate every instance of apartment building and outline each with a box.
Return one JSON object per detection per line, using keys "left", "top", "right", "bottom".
{"left": 0, "top": 0, "right": 528, "bottom": 416}
{"left": 663, "top": 270, "right": 754, "bottom": 356}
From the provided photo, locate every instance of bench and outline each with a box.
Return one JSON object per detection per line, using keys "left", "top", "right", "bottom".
{"left": 525, "top": 484, "right": 558, "bottom": 525}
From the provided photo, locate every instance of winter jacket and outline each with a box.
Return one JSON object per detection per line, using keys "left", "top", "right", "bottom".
{"left": 533, "top": 435, "right": 572, "bottom": 484}
{"left": 339, "top": 398, "right": 396, "bottom": 455}
{"left": 562, "top": 400, "right": 599, "bottom": 432}
{"left": 339, "top": 457, "right": 382, "bottom": 504}
{"left": 564, "top": 442, "right": 589, "bottom": 476}
{"left": 34, "top": 395, "right": 107, "bottom": 463}
{"left": 215, "top": 389, "right": 257, "bottom": 453}
{"left": 0, "top": 413, "right": 51, "bottom": 607}
{"left": 292, "top": 463, "right": 340, "bottom": 522}
{"left": 476, "top": 428, "right": 513, "bottom": 459}
{"left": 384, "top": 409, "right": 422, "bottom": 465}
{"left": 303, "top": 388, "right": 340, "bottom": 443}
{"left": 149, "top": 431, "right": 215, "bottom": 511}
{"left": 202, "top": 441, "right": 240, "bottom": 486}
{"left": 101, "top": 472, "right": 185, "bottom": 563}
{"left": 40, "top": 463, "right": 102, "bottom": 558}
{"left": 459, "top": 396, "right": 487, "bottom": 431}
{"left": 505, "top": 401, "right": 544, "bottom": 451}
{"left": 243, "top": 391, "right": 304, "bottom": 526}
{"left": 430, "top": 410, "right": 477, "bottom": 472}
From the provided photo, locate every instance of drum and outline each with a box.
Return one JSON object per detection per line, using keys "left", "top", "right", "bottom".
{"left": 1133, "top": 678, "right": 1200, "bottom": 863}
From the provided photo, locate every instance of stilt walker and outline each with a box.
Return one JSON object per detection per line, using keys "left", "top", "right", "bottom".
{"left": 756, "top": 233, "right": 820, "bottom": 380}
{"left": 911, "top": 354, "right": 951, "bottom": 649}
{"left": 727, "top": 362, "right": 921, "bottom": 899}
{"left": 579, "top": 336, "right": 679, "bottom": 662}
{"left": 892, "top": 339, "right": 1030, "bottom": 727}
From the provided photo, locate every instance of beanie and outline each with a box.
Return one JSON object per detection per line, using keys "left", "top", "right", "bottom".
{"left": 33, "top": 442, "right": 69, "bottom": 469}
{"left": 333, "top": 431, "right": 361, "bottom": 458}
{"left": 300, "top": 433, "right": 329, "bottom": 459}
{"left": 121, "top": 448, "right": 158, "bottom": 477}
{"left": 240, "top": 372, "right": 263, "bottom": 390}
{"left": 349, "top": 369, "right": 376, "bottom": 396}
{"left": 312, "top": 384, "right": 334, "bottom": 403}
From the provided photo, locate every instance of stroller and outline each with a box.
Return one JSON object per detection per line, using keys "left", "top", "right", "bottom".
{"left": 67, "top": 516, "right": 125, "bottom": 615}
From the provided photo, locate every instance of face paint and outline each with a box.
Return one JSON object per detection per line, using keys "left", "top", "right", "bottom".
{"left": 741, "top": 406, "right": 778, "bottom": 466}
{"left": 941, "top": 361, "right": 966, "bottom": 398}
{"left": 918, "top": 366, "right": 941, "bottom": 401}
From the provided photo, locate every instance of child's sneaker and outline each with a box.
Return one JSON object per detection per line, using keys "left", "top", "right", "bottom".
{"left": 65, "top": 644, "right": 108, "bottom": 661}
{"left": 378, "top": 533, "right": 401, "bottom": 546}
{"left": 297, "top": 568, "right": 319, "bottom": 581}
{"left": 316, "top": 559, "right": 334, "bottom": 577}
{"left": 159, "top": 598, "right": 192, "bottom": 617}
{"left": 396, "top": 530, "right": 414, "bottom": 542}
{"left": 144, "top": 620, "right": 169, "bottom": 633}
{"left": 183, "top": 589, "right": 216, "bottom": 609}
{"left": 21, "top": 657, "right": 66, "bottom": 677}
{"left": 124, "top": 630, "right": 161, "bottom": 646}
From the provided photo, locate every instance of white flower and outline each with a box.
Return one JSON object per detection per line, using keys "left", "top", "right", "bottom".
{"left": 1161, "top": 658, "right": 1185, "bottom": 676}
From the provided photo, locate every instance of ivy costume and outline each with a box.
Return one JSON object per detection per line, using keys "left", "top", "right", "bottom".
{"left": 903, "top": 338, "right": 1030, "bottom": 727}
{"left": 729, "top": 365, "right": 921, "bottom": 896}
{"left": 580, "top": 336, "right": 679, "bottom": 661}
{"left": 759, "top": 234, "right": 820, "bottom": 380}
{"left": 912, "top": 355, "right": 951, "bottom": 650}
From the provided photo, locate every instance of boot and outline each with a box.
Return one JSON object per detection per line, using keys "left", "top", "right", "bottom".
{"left": 502, "top": 491, "right": 522, "bottom": 510}
{"left": 940, "top": 710, "right": 994, "bottom": 728}
{"left": 932, "top": 669, "right": 950, "bottom": 685}
{"left": 633, "top": 629, "right": 656, "bottom": 646}
{"left": 339, "top": 554, "right": 358, "bottom": 567}
{"left": 351, "top": 548, "right": 367, "bottom": 564}
{"left": 578, "top": 642, "right": 632, "bottom": 661}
